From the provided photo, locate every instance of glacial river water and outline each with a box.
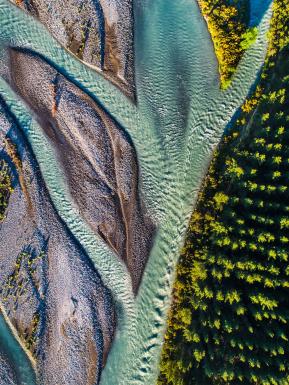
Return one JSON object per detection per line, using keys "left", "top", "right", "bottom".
{"left": 0, "top": 313, "right": 36, "bottom": 384}
{"left": 0, "top": 0, "right": 272, "bottom": 384}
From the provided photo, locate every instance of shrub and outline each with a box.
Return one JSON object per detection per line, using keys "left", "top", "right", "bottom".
{"left": 0, "top": 159, "right": 13, "bottom": 221}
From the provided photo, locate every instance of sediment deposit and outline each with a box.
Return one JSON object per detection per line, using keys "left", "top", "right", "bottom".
{"left": 7, "top": 47, "right": 155, "bottom": 294}
{"left": 0, "top": 353, "right": 17, "bottom": 385}
{"left": 10, "top": 0, "right": 135, "bottom": 97}
{"left": 0, "top": 99, "right": 116, "bottom": 385}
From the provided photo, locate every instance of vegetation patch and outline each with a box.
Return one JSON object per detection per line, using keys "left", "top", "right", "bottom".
{"left": 159, "top": 1, "right": 289, "bottom": 384}
{"left": 0, "top": 159, "right": 13, "bottom": 221}
{"left": 197, "top": 0, "right": 251, "bottom": 88}
{"left": 0, "top": 250, "right": 45, "bottom": 356}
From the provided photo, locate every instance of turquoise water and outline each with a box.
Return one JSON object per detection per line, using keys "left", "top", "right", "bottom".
{"left": 0, "top": 1, "right": 272, "bottom": 384}
{"left": 0, "top": 313, "right": 36, "bottom": 384}
{"left": 250, "top": 0, "right": 272, "bottom": 26}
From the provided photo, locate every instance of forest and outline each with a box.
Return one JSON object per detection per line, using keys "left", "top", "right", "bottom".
{"left": 159, "top": 0, "right": 289, "bottom": 384}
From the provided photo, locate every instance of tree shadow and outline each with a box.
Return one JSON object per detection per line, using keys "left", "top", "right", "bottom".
{"left": 250, "top": 0, "right": 272, "bottom": 27}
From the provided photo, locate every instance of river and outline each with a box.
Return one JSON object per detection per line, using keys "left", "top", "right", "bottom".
{"left": 0, "top": 0, "right": 272, "bottom": 384}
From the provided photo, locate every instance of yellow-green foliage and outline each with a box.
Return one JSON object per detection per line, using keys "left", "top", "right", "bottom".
{"left": 159, "top": 1, "right": 289, "bottom": 384}
{"left": 198, "top": 0, "right": 250, "bottom": 88}
{"left": 24, "top": 312, "right": 40, "bottom": 355}
{"left": 0, "top": 159, "right": 13, "bottom": 221}
{"left": 268, "top": 0, "right": 289, "bottom": 56}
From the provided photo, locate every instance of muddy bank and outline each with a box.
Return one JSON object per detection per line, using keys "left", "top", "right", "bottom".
{"left": 6, "top": 47, "right": 155, "bottom": 294}
{"left": 10, "top": 0, "right": 135, "bottom": 98}
{"left": 0, "top": 99, "right": 116, "bottom": 385}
